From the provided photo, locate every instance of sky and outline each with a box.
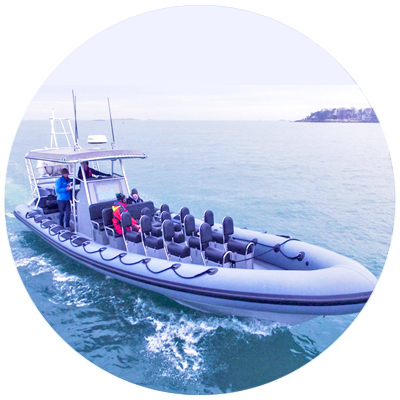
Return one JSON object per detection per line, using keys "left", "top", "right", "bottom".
{"left": 24, "top": 6, "right": 370, "bottom": 121}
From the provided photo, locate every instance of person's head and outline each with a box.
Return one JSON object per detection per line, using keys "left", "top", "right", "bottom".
{"left": 131, "top": 188, "right": 139, "bottom": 200}
{"left": 82, "top": 161, "right": 89, "bottom": 170}
{"left": 116, "top": 192, "right": 126, "bottom": 203}
{"left": 61, "top": 168, "right": 69, "bottom": 177}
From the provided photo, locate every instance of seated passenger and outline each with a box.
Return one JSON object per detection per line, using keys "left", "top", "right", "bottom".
{"left": 78, "top": 161, "right": 111, "bottom": 180}
{"left": 127, "top": 188, "right": 144, "bottom": 204}
{"left": 112, "top": 193, "right": 140, "bottom": 235}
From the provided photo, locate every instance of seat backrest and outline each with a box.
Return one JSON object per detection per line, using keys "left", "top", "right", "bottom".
{"left": 180, "top": 206, "right": 190, "bottom": 223}
{"left": 184, "top": 214, "right": 196, "bottom": 236}
{"left": 127, "top": 201, "right": 155, "bottom": 220}
{"left": 121, "top": 211, "right": 132, "bottom": 232}
{"left": 160, "top": 204, "right": 170, "bottom": 213}
{"left": 222, "top": 216, "right": 234, "bottom": 242}
{"left": 162, "top": 219, "right": 175, "bottom": 241}
{"left": 204, "top": 210, "right": 214, "bottom": 227}
{"left": 140, "top": 214, "right": 152, "bottom": 235}
{"left": 161, "top": 210, "right": 172, "bottom": 222}
{"left": 89, "top": 200, "right": 115, "bottom": 220}
{"left": 141, "top": 207, "right": 151, "bottom": 218}
{"left": 199, "top": 222, "right": 212, "bottom": 250}
{"left": 102, "top": 207, "right": 114, "bottom": 227}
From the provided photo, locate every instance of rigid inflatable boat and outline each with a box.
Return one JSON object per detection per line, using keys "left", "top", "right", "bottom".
{"left": 13, "top": 113, "right": 377, "bottom": 325}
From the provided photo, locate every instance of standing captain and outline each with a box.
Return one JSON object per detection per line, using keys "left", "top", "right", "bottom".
{"left": 55, "top": 168, "right": 72, "bottom": 229}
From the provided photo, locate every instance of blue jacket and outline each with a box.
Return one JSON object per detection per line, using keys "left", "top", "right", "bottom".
{"left": 55, "top": 176, "right": 72, "bottom": 201}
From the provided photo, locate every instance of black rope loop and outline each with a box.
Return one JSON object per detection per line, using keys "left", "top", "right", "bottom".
{"left": 24, "top": 210, "right": 224, "bottom": 278}
{"left": 143, "top": 262, "right": 219, "bottom": 279}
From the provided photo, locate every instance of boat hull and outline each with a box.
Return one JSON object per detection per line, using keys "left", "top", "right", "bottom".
{"left": 13, "top": 204, "right": 377, "bottom": 325}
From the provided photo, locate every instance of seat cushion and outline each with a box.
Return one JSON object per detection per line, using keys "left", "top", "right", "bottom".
{"left": 125, "top": 230, "right": 142, "bottom": 243}
{"left": 227, "top": 239, "right": 254, "bottom": 255}
{"left": 145, "top": 236, "right": 163, "bottom": 249}
{"left": 168, "top": 242, "right": 190, "bottom": 258}
{"left": 205, "top": 247, "right": 231, "bottom": 263}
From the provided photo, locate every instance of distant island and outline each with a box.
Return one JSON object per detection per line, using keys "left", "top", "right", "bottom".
{"left": 296, "top": 107, "right": 379, "bottom": 123}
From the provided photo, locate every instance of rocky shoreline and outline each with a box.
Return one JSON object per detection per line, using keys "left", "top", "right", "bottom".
{"left": 296, "top": 107, "right": 378, "bottom": 123}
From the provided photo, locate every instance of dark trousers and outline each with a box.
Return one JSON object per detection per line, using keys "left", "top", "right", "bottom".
{"left": 57, "top": 200, "right": 71, "bottom": 227}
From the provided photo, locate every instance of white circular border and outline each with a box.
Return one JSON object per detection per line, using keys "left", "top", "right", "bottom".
{"left": 1, "top": 1, "right": 398, "bottom": 399}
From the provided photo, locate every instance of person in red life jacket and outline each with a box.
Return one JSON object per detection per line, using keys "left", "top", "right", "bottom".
{"left": 112, "top": 193, "right": 140, "bottom": 235}
{"left": 78, "top": 161, "right": 111, "bottom": 180}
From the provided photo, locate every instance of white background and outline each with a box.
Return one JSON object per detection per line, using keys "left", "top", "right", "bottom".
{"left": 1, "top": 1, "right": 399, "bottom": 399}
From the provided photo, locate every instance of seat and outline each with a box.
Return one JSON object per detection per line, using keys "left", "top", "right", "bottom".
{"left": 102, "top": 207, "right": 125, "bottom": 250}
{"left": 89, "top": 200, "right": 115, "bottom": 231}
{"left": 161, "top": 211, "right": 185, "bottom": 242}
{"left": 179, "top": 206, "right": 190, "bottom": 231}
{"left": 160, "top": 204, "right": 183, "bottom": 231}
{"left": 199, "top": 222, "right": 232, "bottom": 267}
{"left": 160, "top": 204, "right": 170, "bottom": 213}
{"left": 102, "top": 208, "right": 119, "bottom": 237}
{"left": 162, "top": 219, "right": 191, "bottom": 260}
{"left": 141, "top": 207, "right": 162, "bottom": 237}
{"left": 222, "top": 216, "right": 256, "bottom": 268}
{"left": 140, "top": 215, "right": 163, "bottom": 255}
{"left": 121, "top": 212, "right": 142, "bottom": 243}
{"left": 184, "top": 214, "right": 201, "bottom": 250}
{"left": 204, "top": 209, "right": 223, "bottom": 243}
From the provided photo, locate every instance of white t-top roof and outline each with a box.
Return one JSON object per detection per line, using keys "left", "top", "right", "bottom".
{"left": 25, "top": 147, "right": 147, "bottom": 162}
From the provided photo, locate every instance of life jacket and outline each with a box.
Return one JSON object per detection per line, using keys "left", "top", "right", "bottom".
{"left": 112, "top": 201, "right": 140, "bottom": 235}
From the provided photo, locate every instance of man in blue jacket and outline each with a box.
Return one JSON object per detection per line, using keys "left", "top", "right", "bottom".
{"left": 56, "top": 168, "right": 72, "bottom": 228}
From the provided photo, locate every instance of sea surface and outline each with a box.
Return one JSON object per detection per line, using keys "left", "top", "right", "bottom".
{"left": 5, "top": 120, "right": 394, "bottom": 394}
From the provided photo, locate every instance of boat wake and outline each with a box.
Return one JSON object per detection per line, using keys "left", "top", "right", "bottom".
{"left": 118, "top": 292, "right": 284, "bottom": 387}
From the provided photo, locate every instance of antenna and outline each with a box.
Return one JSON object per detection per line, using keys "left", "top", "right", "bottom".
{"left": 108, "top": 98, "right": 116, "bottom": 149}
{"left": 72, "top": 90, "right": 80, "bottom": 150}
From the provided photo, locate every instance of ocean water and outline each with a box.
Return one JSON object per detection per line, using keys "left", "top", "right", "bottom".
{"left": 5, "top": 120, "right": 394, "bottom": 394}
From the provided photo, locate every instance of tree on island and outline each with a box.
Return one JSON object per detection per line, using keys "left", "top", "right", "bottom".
{"left": 296, "top": 107, "right": 378, "bottom": 123}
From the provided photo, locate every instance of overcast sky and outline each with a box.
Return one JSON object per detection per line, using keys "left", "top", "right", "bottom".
{"left": 25, "top": 6, "right": 370, "bottom": 120}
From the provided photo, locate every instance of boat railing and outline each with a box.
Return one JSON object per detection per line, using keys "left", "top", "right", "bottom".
{"left": 49, "top": 110, "right": 76, "bottom": 149}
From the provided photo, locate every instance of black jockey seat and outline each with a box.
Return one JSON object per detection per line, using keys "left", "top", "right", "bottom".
{"left": 121, "top": 212, "right": 141, "bottom": 243}
{"left": 162, "top": 219, "right": 191, "bottom": 260}
{"left": 141, "top": 207, "right": 162, "bottom": 237}
{"left": 140, "top": 215, "right": 163, "bottom": 254}
{"left": 160, "top": 204, "right": 170, "bottom": 213}
{"left": 161, "top": 211, "right": 185, "bottom": 242}
{"left": 89, "top": 200, "right": 115, "bottom": 231}
{"left": 102, "top": 207, "right": 119, "bottom": 237}
{"left": 179, "top": 206, "right": 190, "bottom": 232}
{"left": 184, "top": 214, "right": 201, "bottom": 250}
{"left": 199, "top": 222, "right": 232, "bottom": 267}
{"left": 204, "top": 209, "right": 224, "bottom": 243}
{"left": 222, "top": 216, "right": 256, "bottom": 255}
{"left": 161, "top": 205, "right": 183, "bottom": 232}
